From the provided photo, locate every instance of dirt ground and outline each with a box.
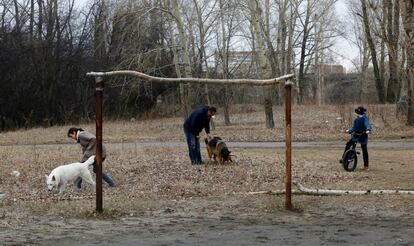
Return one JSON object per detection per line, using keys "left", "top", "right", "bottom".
{"left": 1, "top": 105, "right": 414, "bottom": 245}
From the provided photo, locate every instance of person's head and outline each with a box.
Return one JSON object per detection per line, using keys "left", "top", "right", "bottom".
{"left": 67, "top": 127, "right": 83, "bottom": 140}
{"left": 354, "top": 106, "right": 366, "bottom": 116}
{"left": 207, "top": 106, "right": 217, "bottom": 118}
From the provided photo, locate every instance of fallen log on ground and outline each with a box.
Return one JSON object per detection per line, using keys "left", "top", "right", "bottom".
{"left": 246, "top": 183, "right": 414, "bottom": 196}
{"left": 296, "top": 183, "right": 414, "bottom": 195}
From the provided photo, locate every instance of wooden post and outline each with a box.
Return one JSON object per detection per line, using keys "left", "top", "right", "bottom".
{"left": 284, "top": 79, "right": 293, "bottom": 210}
{"left": 95, "top": 76, "right": 104, "bottom": 212}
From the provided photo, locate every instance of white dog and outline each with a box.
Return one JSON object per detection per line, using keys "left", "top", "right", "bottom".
{"left": 45, "top": 155, "right": 96, "bottom": 194}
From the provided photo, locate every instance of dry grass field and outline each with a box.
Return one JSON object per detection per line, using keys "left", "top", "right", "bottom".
{"left": 1, "top": 104, "right": 413, "bottom": 244}
{"left": 0, "top": 104, "right": 413, "bottom": 145}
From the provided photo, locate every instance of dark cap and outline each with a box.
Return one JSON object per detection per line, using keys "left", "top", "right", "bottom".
{"left": 355, "top": 106, "right": 366, "bottom": 115}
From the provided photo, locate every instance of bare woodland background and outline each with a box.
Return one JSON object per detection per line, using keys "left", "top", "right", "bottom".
{"left": 1, "top": 0, "right": 414, "bottom": 131}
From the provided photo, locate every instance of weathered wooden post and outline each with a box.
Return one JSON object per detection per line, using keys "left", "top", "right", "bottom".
{"left": 95, "top": 76, "right": 104, "bottom": 212}
{"left": 284, "top": 79, "right": 293, "bottom": 210}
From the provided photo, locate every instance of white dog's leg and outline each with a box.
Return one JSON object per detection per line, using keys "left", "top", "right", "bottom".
{"left": 81, "top": 171, "right": 96, "bottom": 190}
{"left": 58, "top": 182, "right": 67, "bottom": 195}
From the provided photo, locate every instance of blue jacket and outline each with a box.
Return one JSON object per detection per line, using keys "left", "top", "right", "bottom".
{"left": 183, "top": 106, "right": 211, "bottom": 136}
{"left": 348, "top": 114, "right": 372, "bottom": 144}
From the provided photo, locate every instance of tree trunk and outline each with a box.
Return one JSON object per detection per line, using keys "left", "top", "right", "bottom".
{"left": 298, "top": 0, "right": 314, "bottom": 104}
{"left": 193, "top": 0, "right": 215, "bottom": 129}
{"left": 167, "top": 14, "right": 187, "bottom": 118}
{"left": 218, "top": 0, "right": 231, "bottom": 126}
{"left": 172, "top": 0, "right": 191, "bottom": 117}
{"left": 248, "top": 0, "right": 274, "bottom": 129}
{"left": 361, "top": 0, "right": 386, "bottom": 103}
{"left": 399, "top": 0, "right": 414, "bottom": 125}
{"left": 386, "top": 0, "right": 401, "bottom": 102}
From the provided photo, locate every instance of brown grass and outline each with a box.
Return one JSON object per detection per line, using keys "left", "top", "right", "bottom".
{"left": 0, "top": 104, "right": 412, "bottom": 145}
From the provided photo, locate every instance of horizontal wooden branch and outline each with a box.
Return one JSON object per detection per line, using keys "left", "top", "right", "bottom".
{"left": 296, "top": 183, "right": 414, "bottom": 195}
{"left": 86, "top": 70, "right": 295, "bottom": 86}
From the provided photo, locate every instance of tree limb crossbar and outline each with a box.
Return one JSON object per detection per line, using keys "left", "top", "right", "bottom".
{"left": 87, "top": 70, "right": 295, "bottom": 86}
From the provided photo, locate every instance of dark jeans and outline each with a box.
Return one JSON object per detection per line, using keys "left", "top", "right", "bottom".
{"left": 184, "top": 127, "right": 202, "bottom": 164}
{"left": 344, "top": 139, "right": 369, "bottom": 167}
{"left": 77, "top": 159, "right": 115, "bottom": 188}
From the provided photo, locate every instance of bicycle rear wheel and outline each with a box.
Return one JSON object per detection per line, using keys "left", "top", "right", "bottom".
{"left": 342, "top": 150, "right": 358, "bottom": 171}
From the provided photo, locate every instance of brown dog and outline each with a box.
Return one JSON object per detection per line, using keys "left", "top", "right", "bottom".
{"left": 204, "top": 137, "right": 233, "bottom": 164}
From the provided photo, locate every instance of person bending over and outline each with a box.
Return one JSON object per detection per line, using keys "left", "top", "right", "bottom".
{"left": 183, "top": 105, "right": 216, "bottom": 165}
{"left": 67, "top": 127, "right": 115, "bottom": 187}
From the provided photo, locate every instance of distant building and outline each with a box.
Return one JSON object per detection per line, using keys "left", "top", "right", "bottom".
{"left": 313, "top": 64, "right": 345, "bottom": 75}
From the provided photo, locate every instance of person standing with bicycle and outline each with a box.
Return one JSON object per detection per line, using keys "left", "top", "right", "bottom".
{"left": 341, "top": 106, "right": 372, "bottom": 171}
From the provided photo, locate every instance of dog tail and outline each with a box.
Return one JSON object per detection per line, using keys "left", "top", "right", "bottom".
{"left": 83, "top": 155, "right": 96, "bottom": 166}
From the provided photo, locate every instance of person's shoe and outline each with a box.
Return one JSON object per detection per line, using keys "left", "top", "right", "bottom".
{"left": 192, "top": 161, "right": 204, "bottom": 165}
{"left": 363, "top": 166, "right": 369, "bottom": 171}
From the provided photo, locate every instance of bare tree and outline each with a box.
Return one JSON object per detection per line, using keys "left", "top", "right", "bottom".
{"left": 296, "top": 0, "right": 316, "bottom": 104}
{"left": 385, "top": 0, "right": 401, "bottom": 102}
{"left": 361, "top": 0, "right": 386, "bottom": 103}
{"left": 248, "top": 0, "right": 274, "bottom": 129}
{"left": 399, "top": 0, "right": 414, "bottom": 125}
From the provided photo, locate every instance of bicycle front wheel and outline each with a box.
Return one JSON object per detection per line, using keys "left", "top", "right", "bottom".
{"left": 342, "top": 150, "right": 358, "bottom": 171}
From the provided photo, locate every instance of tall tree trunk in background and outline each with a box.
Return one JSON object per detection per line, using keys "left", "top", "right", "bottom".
{"left": 194, "top": 0, "right": 215, "bottom": 129}
{"left": 399, "top": 0, "right": 414, "bottom": 125}
{"left": 29, "top": 0, "right": 34, "bottom": 41}
{"left": 278, "top": 0, "right": 289, "bottom": 75}
{"left": 380, "top": 0, "right": 387, "bottom": 90}
{"left": 386, "top": 0, "right": 401, "bottom": 102}
{"left": 248, "top": 0, "right": 274, "bottom": 129}
{"left": 276, "top": 0, "right": 289, "bottom": 105}
{"left": 37, "top": 0, "right": 43, "bottom": 38}
{"left": 12, "top": 0, "right": 20, "bottom": 35}
{"left": 262, "top": 0, "right": 279, "bottom": 76}
{"left": 314, "top": 7, "right": 324, "bottom": 106}
{"left": 41, "top": 0, "right": 58, "bottom": 125}
{"left": 219, "top": 0, "right": 231, "bottom": 125}
{"left": 361, "top": 39, "right": 370, "bottom": 101}
{"left": 262, "top": 0, "right": 281, "bottom": 104}
{"left": 297, "top": 0, "right": 313, "bottom": 104}
{"left": 167, "top": 14, "right": 184, "bottom": 116}
{"left": 173, "top": 0, "right": 191, "bottom": 118}
{"left": 94, "top": 0, "right": 107, "bottom": 61}
{"left": 400, "top": 40, "right": 408, "bottom": 95}
{"left": 286, "top": 1, "right": 296, "bottom": 78}
{"left": 361, "top": 0, "right": 385, "bottom": 103}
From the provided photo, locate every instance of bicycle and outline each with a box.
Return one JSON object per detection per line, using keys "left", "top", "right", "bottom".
{"left": 341, "top": 133, "right": 363, "bottom": 172}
